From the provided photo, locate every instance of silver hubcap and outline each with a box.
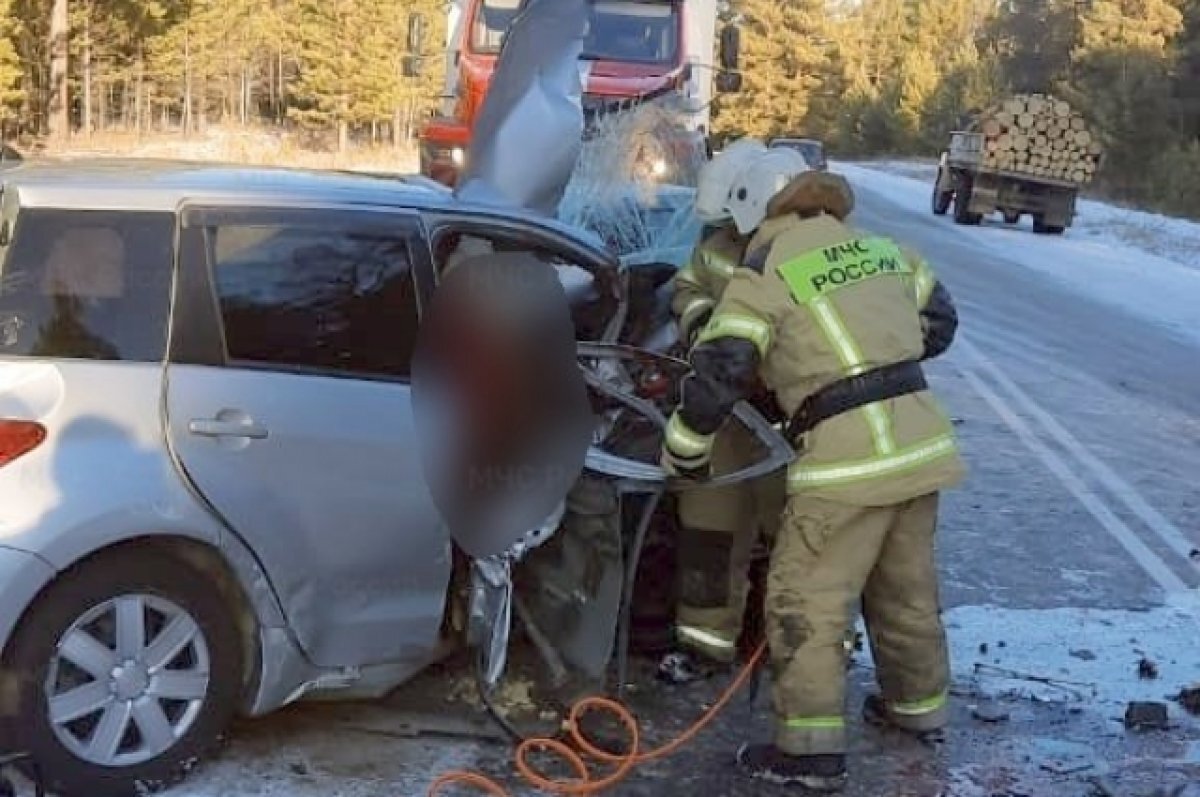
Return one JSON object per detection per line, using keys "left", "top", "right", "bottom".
{"left": 45, "top": 594, "right": 211, "bottom": 767}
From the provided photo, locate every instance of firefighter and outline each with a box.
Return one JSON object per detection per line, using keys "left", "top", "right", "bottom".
{"left": 659, "top": 136, "right": 789, "bottom": 683}
{"left": 661, "top": 149, "right": 965, "bottom": 790}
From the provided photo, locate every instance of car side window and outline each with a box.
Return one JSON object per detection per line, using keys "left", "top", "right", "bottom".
{"left": 203, "top": 212, "right": 421, "bottom": 380}
{"left": 0, "top": 208, "right": 175, "bottom": 361}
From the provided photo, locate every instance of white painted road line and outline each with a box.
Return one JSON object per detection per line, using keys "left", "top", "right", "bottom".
{"left": 959, "top": 338, "right": 1200, "bottom": 576}
{"left": 954, "top": 344, "right": 1190, "bottom": 596}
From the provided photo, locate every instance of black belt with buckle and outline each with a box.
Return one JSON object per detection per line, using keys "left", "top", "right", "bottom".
{"left": 785, "top": 361, "right": 928, "bottom": 446}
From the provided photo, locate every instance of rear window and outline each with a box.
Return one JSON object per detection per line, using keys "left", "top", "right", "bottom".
{"left": 0, "top": 208, "right": 175, "bottom": 361}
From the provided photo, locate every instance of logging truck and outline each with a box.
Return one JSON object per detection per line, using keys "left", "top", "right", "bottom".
{"left": 932, "top": 93, "right": 1103, "bottom": 234}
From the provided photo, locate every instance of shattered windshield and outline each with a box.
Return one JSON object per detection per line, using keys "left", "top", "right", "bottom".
{"left": 471, "top": 0, "right": 679, "bottom": 65}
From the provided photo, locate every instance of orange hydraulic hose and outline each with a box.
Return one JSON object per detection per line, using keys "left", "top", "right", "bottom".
{"left": 427, "top": 641, "right": 767, "bottom": 796}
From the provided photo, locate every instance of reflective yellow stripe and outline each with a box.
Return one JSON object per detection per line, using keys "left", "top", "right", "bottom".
{"left": 783, "top": 716, "right": 845, "bottom": 729}
{"left": 665, "top": 413, "right": 714, "bottom": 457}
{"left": 890, "top": 690, "right": 948, "bottom": 716}
{"left": 788, "top": 434, "right": 957, "bottom": 489}
{"left": 701, "top": 249, "right": 736, "bottom": 277}
{"left": 809, "top": 297, "right": 896, "bottom": 454}
{"left": 695, "top": 313, "right": 772, "bottom": 357}
{"left": 677, "top": 625, "right": 736, "bottom": 651}
{"left": 680, "top": 296, "right": 715, "bottom": 328}
{"left": 913, "top": 260, "right": 935, "bottom": 307}
{"left": 809, "top": 297, "right": 866, "bottom": 375}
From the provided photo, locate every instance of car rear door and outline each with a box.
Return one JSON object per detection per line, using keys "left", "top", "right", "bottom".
{"left": 164, "top": 203, "right": 448, "bottom": 671}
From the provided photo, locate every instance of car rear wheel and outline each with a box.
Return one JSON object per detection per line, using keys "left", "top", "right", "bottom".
{"left": 5, "top": 548, "right": 242, "bottom": 797}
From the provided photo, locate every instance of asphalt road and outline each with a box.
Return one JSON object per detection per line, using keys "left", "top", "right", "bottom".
{"left": 168, "top": 169, "right": 1200, "bottom": 797}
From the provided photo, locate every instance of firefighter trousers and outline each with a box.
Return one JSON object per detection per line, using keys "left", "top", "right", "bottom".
{"left": 675, "top": 422, "right": 786, "bottom": 663}
{"left": 768, "top": 492, "right": 950, "bottom": 756}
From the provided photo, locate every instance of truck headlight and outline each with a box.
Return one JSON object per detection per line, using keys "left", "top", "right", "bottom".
{"left": 649, "top": 158, "right": 668, "bottom": 178}
{"left": 451, "top": 147, "right": 465, "bottom": 167}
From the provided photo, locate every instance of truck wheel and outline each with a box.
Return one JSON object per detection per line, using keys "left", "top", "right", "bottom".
{"left": 953, "top": 180, "right": 982, "bottom": 226}
{"left": 1002, "top": 211, "right": 1020, "bottom": 225}
{"left": 931, "top": 172, "right": 953, "bottom": 216}
{"left": 1032, "top": 217, "right": 1065, "bottom": 235}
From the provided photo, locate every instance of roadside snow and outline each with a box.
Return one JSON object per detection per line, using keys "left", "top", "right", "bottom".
{"left": 850, "top": 159, "right": 1200, "bottom": 270}
{"left": 853, "top": 158, "right": 940, "bottom": 184}
{"left": 856, "top": 592, "right": 1200, "bottom": 714}
{"left": 836, "top": 161, "right": 1200, "bottom": 347}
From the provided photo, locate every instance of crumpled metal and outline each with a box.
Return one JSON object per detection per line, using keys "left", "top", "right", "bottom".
{"left": 468, "top": 501, "right": 566, "bottom": 688}
{"left": 454, "top": 0, "right": 588, "bottom": 217}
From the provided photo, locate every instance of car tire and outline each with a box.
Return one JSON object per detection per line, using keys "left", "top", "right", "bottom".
{"left": 4, "top": 548, "right": 243, "bottom": 797}
{"left": 1002, "top": 211, "right": 1020, "bottom": 224}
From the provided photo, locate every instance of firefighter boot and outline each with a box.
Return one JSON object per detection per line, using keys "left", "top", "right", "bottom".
{"left": 735, "top": 744, "right": 848, "bottom": 791}
{"left": 862, "top": 694, "right": 947, "bottom": 745}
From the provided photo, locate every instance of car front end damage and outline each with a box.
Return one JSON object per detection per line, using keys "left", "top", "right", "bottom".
{"left": 428, "top": 0, "right": 794, "bottom": 721}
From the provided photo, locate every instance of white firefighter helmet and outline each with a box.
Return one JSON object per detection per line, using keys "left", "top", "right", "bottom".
{"left": 726, "top": 148, "right": 812, "bottom": 235}
{"left": 694, "top": 137, "right": 768, "bottom": 224}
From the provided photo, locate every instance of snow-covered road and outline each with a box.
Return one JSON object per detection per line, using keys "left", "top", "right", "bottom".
{"left": 157, "top": 164, "right": 1200, "bottom": 797}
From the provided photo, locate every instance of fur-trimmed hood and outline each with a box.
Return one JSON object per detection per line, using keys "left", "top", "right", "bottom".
{"left": 766, "top": 171, "right": 856, "bottom": 222}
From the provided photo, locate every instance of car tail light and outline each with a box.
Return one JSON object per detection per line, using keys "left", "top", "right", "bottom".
{"left": 0, "top": 420, "right": 46, "bottom": 467}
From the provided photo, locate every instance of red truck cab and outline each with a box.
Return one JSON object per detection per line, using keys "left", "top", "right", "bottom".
{"left": 420, "top": 0, "right": 700, "bottom": 188}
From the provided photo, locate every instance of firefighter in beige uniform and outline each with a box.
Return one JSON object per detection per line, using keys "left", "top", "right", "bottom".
{"left": 663, "top": 138, "right": 788, "bottom": 677}
{"left": 661, "top": 150, "right": 965, "bottom": 790}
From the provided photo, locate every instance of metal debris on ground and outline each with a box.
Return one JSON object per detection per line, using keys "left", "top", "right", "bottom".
{"left": 1040, "top": 758, "right": 1094, "bottom": 776}
{"left": 973, "top": 663, "right": 1098, "bottom": 702}
{"left": 1123, "top": 701, "right": 1170, "bottom": 731}
{"left": 1137, "top": 657, "right": 1160, "bottom": 680}
{"left": 1172, "top": 685, "right": 1200, "bottom": 716}
{"left": 970, "top": 702, "right": 1012, "bottom": 723}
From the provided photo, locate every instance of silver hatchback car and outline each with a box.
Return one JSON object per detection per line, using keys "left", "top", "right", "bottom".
{"left": 0, "top": 159, "right": 627, "bottom": 796}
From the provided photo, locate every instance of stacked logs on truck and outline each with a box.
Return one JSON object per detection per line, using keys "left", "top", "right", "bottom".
{"left": 971, "top": 94, "right": 1102, "bottom": 185}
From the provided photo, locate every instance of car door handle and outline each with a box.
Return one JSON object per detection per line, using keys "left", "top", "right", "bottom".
{"left": 188, "top": 419, "right": 269, "bottom": 440}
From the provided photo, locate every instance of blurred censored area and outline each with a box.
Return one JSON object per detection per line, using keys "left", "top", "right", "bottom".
{"left": 412, "top": 248, "right": 594, "bottom": 559}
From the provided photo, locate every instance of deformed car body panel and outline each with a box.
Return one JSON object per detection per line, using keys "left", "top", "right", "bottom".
{"left": 454, "top": 0, "right": 589, "bottom": 217}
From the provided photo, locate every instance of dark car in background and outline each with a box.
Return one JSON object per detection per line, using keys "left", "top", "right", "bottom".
{"left": 769, "top": 137, "right": 828, "bottom": 171}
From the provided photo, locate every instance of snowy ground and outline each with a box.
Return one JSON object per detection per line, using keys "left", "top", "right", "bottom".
{"left": 856, "top": 156, "right": 1200, "bottom": 271}
{"left": 845, "top": 160, "right": 1200, "bottom": 348}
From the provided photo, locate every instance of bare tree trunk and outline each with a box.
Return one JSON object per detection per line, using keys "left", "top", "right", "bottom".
{"left": 136, "top": 45, "right": 146, "bottom": 137}
{"left": 199, "top": 68, "right": 208, "bottom": 131}
{"left": 183, "top": 24, "right": 193, "bottom": 135}
{"left": 82, "top": 1, "right": 93, "bottom": 135}
{"left": 276, "top": 49, "right": 284, "bottom": 123}
{"left": 48, "top": 0, "right": 70, "bottom": 140}
{"left": 98, "top": 78, "right": 108, "bottom": 131}
{"left": 393, "top": 107, "right": 402, "bottom": 148}
{"left": 241, "top": 68, "right": 249, "bottom": 126}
